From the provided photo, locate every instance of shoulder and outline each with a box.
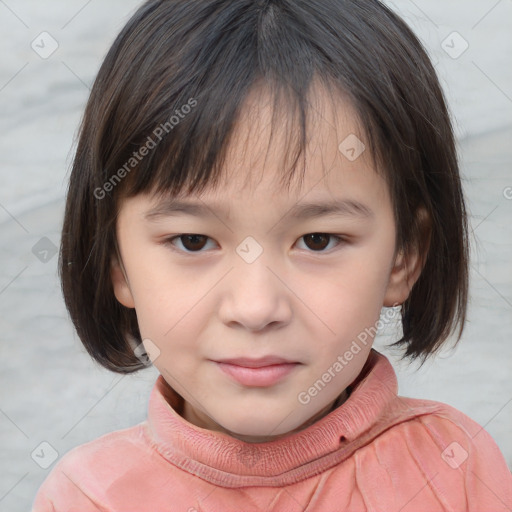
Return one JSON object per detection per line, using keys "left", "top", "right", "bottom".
{"left": 54, "top": 422, "right": 149, "bottom": 474}
{"left": 389, "top": 396, "right": 507, "bottom": 463}
{"left": 32, "top": 423, "right": 151, "bottom": 511}
{"left": 355, "top": 396, "right": 512, "bottom": 511}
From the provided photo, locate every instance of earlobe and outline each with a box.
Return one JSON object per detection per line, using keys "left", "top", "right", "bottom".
{"left": 382, "top": 248, "right": 422, "bottom": 306}
{"left": 111, "top": 257, "right": 135, "bottom": 309}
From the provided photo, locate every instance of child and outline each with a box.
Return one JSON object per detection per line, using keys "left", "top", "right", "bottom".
{"left": 33, "top": 0, "right": 512, "bottom": 510}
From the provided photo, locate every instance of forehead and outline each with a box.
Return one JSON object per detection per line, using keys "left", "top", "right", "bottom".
{"left": 196, "top": 81, "right": 386, "bottom": 204}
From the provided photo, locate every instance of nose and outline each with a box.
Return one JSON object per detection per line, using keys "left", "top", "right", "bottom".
{"left": 218, "top": 256, "right": 292, "bottom": 332}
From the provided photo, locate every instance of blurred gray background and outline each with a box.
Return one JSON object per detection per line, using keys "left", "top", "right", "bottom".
{"left": 0, "top": 1, "right": 511, "bottom": 510}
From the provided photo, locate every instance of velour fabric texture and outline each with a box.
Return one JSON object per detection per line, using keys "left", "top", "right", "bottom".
{"left": 32, "top": 350, "right": 512, "bottom": 511}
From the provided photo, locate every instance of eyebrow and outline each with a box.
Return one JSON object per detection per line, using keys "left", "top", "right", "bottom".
{"left": 144, "top": 198, "right": 375, "bottom": 222}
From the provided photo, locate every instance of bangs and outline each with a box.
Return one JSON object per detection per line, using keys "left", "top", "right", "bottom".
{"left": 92, "top": 0, "right": 385, "bottom": 209}
{"left": 117, "top": 79, "right": 311, "bottom": 202}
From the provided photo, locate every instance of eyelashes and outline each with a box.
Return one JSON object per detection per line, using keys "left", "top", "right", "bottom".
{"left": 163, "top": 233, "right": 347, "bottom": 254}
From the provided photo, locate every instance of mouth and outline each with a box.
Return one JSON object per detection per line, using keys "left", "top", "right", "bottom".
{"left": 211, "top": 356, "right": 301, "bottom": 387}
{"left": 214, "top": 356, "right": 299, "bottom": 368}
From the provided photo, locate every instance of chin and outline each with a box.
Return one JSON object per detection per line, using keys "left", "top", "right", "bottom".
{"left": 214, "top": 409, "right": 307, "bottom": 441}
{"left": 225, "top": 422, "right": 292, "bottom": 442}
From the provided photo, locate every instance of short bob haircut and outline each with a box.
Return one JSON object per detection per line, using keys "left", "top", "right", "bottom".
{"left": 60, "top": 0, "right": 469, "bottom": 373}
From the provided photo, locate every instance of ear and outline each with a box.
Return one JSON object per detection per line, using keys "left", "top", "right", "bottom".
{"left": 111, "top": 255, "right": 135, "bottom": 308}
{"left": 383, "top": 207, "right": 431, "bottom": 307}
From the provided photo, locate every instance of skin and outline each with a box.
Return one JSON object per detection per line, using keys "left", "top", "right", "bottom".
{"left": 111, "top": 84, "right": 426, "bottom": 443}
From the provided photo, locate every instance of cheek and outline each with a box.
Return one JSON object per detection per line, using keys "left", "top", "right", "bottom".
{"left": 124, "top": 243, "right": 193, "bottom": 306}
{"left": 142, "top": 308, "right": 206, "bottom": 381}
{"left": 127, "top": 262, "right": 217, "bottom": 366}
{"left": 306, "top": 255, "right": 393, "bottom": 359}
{"left": 314, "top": 258, "right": 389, "bottom": 318}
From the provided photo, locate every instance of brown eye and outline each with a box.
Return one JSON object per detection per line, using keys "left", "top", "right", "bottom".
{"left": 303, "top": 233, "right": 330, "bottom": 251}
{"left": 299, "top": 233, "right": 345, "bottom": 252}
{"left": 180, "top": 234, "right": 208, "bottom": 251}
{"left": 165, "top": 234, "right": 214, "bottom": 252}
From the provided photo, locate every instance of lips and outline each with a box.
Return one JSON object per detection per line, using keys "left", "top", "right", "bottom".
{"left": 211, "top": 356, "right": 301, "bottom": 387}
{"left": 213, "top": 356, "right": 298, "bottom": 368}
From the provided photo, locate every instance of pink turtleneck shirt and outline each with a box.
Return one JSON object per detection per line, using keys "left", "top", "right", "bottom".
{"left": 32, "top": 350, "right": 512, "bottom": 511}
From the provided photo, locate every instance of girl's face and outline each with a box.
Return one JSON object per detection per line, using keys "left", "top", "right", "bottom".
{"left": 112, "top": 86, "right": 421, "bottom": 442}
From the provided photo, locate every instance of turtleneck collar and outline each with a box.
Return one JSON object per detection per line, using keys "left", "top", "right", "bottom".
{"left": 145, "top": 349, "right": 399, "bottom": 487}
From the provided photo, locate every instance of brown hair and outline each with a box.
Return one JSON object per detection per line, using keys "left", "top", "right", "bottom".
{"left": 60, "top": 0, "right": 469, "bottom": 373}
